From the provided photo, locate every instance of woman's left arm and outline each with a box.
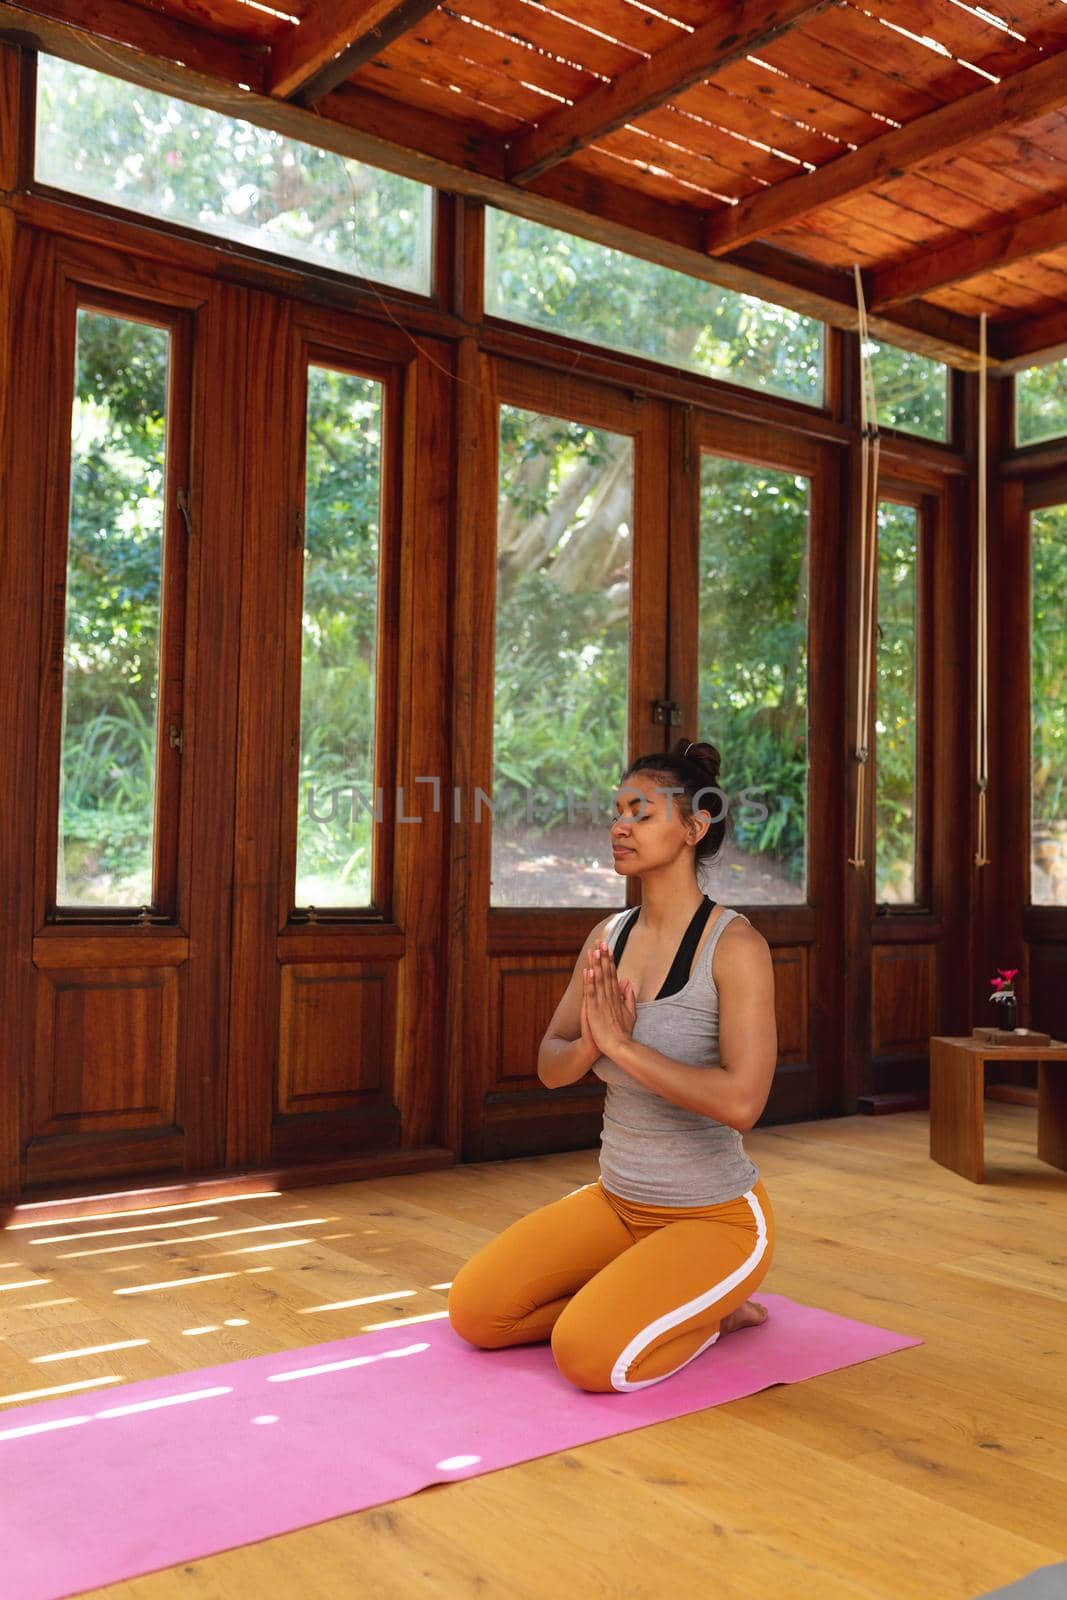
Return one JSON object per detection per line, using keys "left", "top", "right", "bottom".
{"left": 606, "top": 924, "right": 778, "bottom": 1131}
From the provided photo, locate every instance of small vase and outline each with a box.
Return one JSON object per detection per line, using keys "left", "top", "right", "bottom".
{"left": 997, "top": 996, "right": 1018, "bottom": 1033}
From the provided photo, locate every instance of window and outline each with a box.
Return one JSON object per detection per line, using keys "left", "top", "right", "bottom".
{"left": 1031, "top": 503, "right": 1067, "bottom": 905}
{"left": 865, "top": 339, "right": 948, "bottom": 442}
{"left": 485, "top": 209, "right": 824, "bottom": 407}
{"left": 491, "top": 405, "right": 633, "bottom": 907}
{"left": 875, "top": 500, "right": 920, "bottom": 904}
{"left": 697, "top": 455, "right": 810, "bottom": 904}
{"left": 295, "top": 366, "right": 384, "bottom": 909}
{"left": 36, "top": 55, "right": 434, "bottom": 297}
{"left": 57, "top": 309, "right": 171, "bottom": 907}
{"left": 1016, "top": 360, "right": 1067, "bottom": 448}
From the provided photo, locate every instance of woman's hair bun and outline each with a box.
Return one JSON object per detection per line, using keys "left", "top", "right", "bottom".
{"left": 671, "top": 738, "right": 722, "bottom": 785}
{"left": 621, "top": 738, "right": 727, "bottom": 867}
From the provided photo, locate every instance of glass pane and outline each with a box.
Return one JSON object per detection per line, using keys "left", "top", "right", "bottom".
{"left": 37, "top": 54, "right": 433, "bottom": 297}
{"left": 58, "top": 310, "right": 169, "bottom": 907}
{"left": 1016, "top": 361, "right": 1067, "bottom": 448}
{"left": 697, "top": 456, "right": 809, "bottom": 904}
{"left": 875, "top": 501, "right": 919, "bottom": 904}
{"left": 296, "top": 367, "right": 384, "bottom": 909}
{"left": 486, "top": 209, "right": 824, "bottom": 407}
{"left": 1031, "top": 504, "right": 1067, "bottom": 905}
{"left": 491, "top": 407, "right": 633, "bottom": 907}
{"left": 865, "top": 339, "right": 948, "bottom": 441}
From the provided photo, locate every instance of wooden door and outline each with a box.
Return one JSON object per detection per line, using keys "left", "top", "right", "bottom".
{"left": 1006, "top": 480, "right": 1067, "bottom": 1054}
{"left": 679, "top": 412, "right": 844, "bottom": 1120}
{"left": 1, "top": 230, "right": 240, "bottom": 1192}
{"left": 0, "top": 231, "right": 455, "bottom": 1196}
{"left": 223, "top": 298, "right": 454, "bottom": 1175}
{"left": 451, "top": 360, "right": 672, "bottom": 1160}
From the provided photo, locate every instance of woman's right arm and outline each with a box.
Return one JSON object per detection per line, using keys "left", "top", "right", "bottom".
{"left": 537, "top": 915, "right": 618, "bottom": 1088}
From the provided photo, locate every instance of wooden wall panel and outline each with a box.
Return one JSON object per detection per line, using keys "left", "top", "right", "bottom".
{"left": 1029, "top": 945, "right": 1067, "bottom": 1043}
{"left": 494, "top": 959, "right": 569, "bottom": 1084}
{"left": 871, "top": 943, "right": 937, "bottom": 1057}
{"left": 771, "top": 946, "right": 808, "bottom": 1064}
{"left": 32, "top": 966, "right": 180, "bottom": 1135}
{"left": 277, "top": 963, "right": 391, "bottom": 1114}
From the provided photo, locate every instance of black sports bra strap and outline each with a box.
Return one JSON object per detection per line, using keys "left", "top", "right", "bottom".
{"left": 609, "top": 895, "right": 717, "bottom": 999}
{"left": 657, "top": 894, "right": 715, "bottom": 998}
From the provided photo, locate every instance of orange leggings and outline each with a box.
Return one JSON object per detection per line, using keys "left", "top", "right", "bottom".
{"left": 447, "top": 1175, "right": 774, "bottom": 1394}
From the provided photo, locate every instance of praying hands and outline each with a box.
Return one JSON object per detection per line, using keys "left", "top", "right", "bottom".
{"left": 581, "top": 940, "right": 638, "bottom": 1061}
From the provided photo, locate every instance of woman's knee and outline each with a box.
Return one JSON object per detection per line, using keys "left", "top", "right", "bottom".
{"left": 447, "top": 1253, "right": 504, "bottom": 1348}
{"left": 549, "top": 1301, "right": 615, "bottom": 1393}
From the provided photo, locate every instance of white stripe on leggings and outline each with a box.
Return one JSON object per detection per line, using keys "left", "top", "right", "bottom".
{"left": 609, "top": 1188, "right": 769, "bottom": 1393}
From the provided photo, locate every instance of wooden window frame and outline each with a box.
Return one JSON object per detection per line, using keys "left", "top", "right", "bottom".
{"left": 687, "top": 412, "right": 835, "bottom": 928}
{"left": 278, "top": 308, "right": 415, "bottom": 930}
{"left": 1021, "top": 483, "right": 1067, "bottom": 916}
{"left": 485, "top": 357, "right": 671, "bottom": 932}
{"left": 40, "top": 279, "right": 193, "bottom": 925}
{"left": 22, "top": 49, "right": 445, "bottom": 317}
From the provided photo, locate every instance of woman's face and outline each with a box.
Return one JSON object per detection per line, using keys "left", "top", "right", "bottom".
{"left": 609, "top": 770, "right": 704, "bottom": 873}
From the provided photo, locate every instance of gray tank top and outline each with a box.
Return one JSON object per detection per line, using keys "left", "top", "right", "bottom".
{"left": 591, "top": 904, "right": 760, "bottom": 1206}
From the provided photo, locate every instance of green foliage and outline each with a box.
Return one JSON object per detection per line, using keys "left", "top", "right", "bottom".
{"left": 493, "top": 571, "right": 629, "bottom": 823}
{"left": 37, "top": 55, "right": 432, "bottom": 292}
{"left": 698, "top": 457, "right": 809, "bottom": 886}
{"left": 296, "top": 369, "right": 382, "bottom": 904}
{"left": 59, "top": 312, "right": 166, "bottom": 902}
{"left": 486, "top": 210, "right": 824, "bottom": 406}
{"left": 874, "top": 501, "right": 919, "bottom": 902}
{"left": 1016, "top": 359, "right": 1067, "bottom": 448}
{"left": 866, "top": 339, "right": 948, "bottom": 442}
{"left": 1031, "top": 507, "right": 1067, "bottom": 830}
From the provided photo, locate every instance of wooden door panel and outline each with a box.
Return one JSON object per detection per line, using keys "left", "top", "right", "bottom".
{"left": 493, "top": 958, "right": 572, "bottom": 1086}
{"left": 771, "top": 946, "right": 808, "bottom": 1063}
{"left": 872, "top": 944, "right": 937, "bottom": 1055}
{"left": 278, "top": 962, "right": 394, "bottom": 1113}
{"left": 32, "top": 964, "right": 181, "bottom": 1135}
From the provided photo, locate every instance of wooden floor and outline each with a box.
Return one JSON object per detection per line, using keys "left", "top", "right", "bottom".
{"left": 3, "top": 1106, "right": 1066, "bottom": 1600}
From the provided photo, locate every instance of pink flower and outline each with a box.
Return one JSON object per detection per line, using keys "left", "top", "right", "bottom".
{"left": 998, "top": 968, "right": 1019, "bottom": 981}
{"left": 991, "top": 977, "right": 1004, "bottom": 989}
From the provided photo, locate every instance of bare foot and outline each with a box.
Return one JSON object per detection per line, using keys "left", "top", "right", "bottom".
{"left": 719, "top": 1298, "right": 769, "bottom": 1337}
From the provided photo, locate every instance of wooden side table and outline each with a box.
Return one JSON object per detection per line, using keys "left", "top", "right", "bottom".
{"left": 929, "top": 1035, "right": 1067, "bottom": 1182}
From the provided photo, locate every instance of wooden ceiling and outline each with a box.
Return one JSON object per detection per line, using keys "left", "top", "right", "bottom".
{"left": 7, "top": 0, "right": 1067, "bottom": 372}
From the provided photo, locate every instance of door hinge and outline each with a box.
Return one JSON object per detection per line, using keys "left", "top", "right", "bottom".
{"left": 652, "top": 699, "right": 682, "bottom": 726}
{"left": 168, "top": 723, "right": 184, "bottom": 753}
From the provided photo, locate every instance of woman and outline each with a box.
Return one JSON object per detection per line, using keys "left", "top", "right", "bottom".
{"left": 448, "top": 739, "right": 778, "bottom": 1394}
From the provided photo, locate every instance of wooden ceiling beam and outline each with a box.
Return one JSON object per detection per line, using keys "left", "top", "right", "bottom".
{"left": 990, "top": 307, "right": 1067, "bottom": 373}
{"left": 507, "top": 0, "right": 832, "bottom": 185}
{"left": 869, "top": 202, "right": 1067, "bottom": 310}
{"left": 0, "top": 0, "right": 267, "bottom": 89}
{"left": 0, "top": 0, "right": 988, "bottom": 369}
{"left": 268, "top": 0, "right": 441, "bottom": 104}
{"left": 704, "top": 44, "right": 1067, "bottom": 256}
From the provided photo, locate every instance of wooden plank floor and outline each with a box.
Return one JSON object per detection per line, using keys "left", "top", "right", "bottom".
{"left": 2, "top": 1107, "right": 1066, "bottom": 1599}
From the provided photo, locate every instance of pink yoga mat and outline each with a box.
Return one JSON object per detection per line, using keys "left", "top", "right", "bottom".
{"left": 2, "top": 1292, "right": 920, "bottom": 1600}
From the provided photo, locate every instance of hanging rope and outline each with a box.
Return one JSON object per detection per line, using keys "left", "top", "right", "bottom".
{"left": 975, "top": 312, "right": 990, "bottom": 867}
{"left": 849, "top": 266, "right": 880, "bottom": 869}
